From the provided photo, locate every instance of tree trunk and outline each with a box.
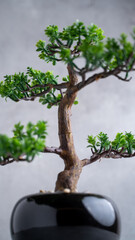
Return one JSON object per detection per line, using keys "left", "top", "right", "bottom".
{"left": 55, "top": 65, "right": 82, "bottom": 192}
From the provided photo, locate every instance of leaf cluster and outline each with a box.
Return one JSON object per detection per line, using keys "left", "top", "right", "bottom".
{"left": 39, "top": 92, "right": 62, "bottom": 108}
{"left": 104, "top": 33, "right": 135, "bottom": 70}
{"left": 36, "top": 21, "right": 135, "bottom": 72}
{"left": 0, "top": 121, "right": 47, "bottom": 162}
{"left": 0, "top": 67, "right": 62, "bottom": 108}
{"left": 87, "top": 132, "right": 135, "bottom": 155}
{"left": 36, "top": 21, "right": 105, "bottom": 67}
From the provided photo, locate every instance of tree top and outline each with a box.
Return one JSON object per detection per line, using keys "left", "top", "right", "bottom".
{"left": 0, "top": 21, "right": 135, "bottom": 108}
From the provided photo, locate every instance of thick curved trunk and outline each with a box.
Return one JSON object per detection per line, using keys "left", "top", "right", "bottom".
{"left": 55, "top": 65, "right": 82, "bottom": 192}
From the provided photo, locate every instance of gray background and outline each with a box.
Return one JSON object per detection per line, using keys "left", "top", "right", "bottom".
{"left": 0, "top": 0, "right": 135, "bottom": 239}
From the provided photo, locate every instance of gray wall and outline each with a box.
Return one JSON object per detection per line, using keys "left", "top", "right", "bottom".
{"left": 0, "top": 0, "right": 135, "bottom": 239}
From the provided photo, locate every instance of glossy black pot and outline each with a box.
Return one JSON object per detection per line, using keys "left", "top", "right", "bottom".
{"left": 10, "top": 193, "right": 120, "bottom": 240}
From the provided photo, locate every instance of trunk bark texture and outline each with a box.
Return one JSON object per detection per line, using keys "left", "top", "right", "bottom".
{"left": 55, "top": 65, "right": 82, "bottom": 192}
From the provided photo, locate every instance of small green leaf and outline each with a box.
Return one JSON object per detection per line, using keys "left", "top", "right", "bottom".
{"left": 74, "top": 100, "right": 79, "bottom": 105}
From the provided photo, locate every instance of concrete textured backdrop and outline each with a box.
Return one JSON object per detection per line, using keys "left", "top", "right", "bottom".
{"left": 0, "top": 0, "right": 135, "bottom": 239}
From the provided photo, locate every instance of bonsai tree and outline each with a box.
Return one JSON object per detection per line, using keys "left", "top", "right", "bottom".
{"left": 0, "top": 21, "right": 135, "bottom": 192}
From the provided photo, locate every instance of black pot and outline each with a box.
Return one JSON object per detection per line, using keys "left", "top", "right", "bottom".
{"left": 10, "top": 193, "right": 120, "bottom": 240}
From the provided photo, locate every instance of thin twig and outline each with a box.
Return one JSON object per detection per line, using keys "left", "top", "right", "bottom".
{"left": 114, "top": 74, "right": 132, "bottom": 82}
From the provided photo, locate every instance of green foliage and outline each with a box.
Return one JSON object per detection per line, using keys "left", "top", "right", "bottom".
{"left": 79, "top": 41, "right": 104, "bottom": 68}
{"left": 26, "top": 67, "right": 58, "bottom": 85}
{"left": 36, "top": 21, "right": 105, "bottom": 66}
{"left": 39, "top": 92, "right": 62, "bottom": 108}
{"left": 0, "top": 66, "right": 78, "bottom": 108}
{"left": 0, "top": 73, "right": 28, "bottom": 101}
{"left": 45, "top": 25, "right": 59, "bottom": 43}
{"left": 62, "top": 75, "right": 69, "bottom": 82}
{"left": 13, "top": 122, "right": 25, "bottom": 140}
{"left": 88, "top": 132, "right": 111, "bottom": 153}
{"left": 0, "top": 67, "right": 61, "bottom": 107}
{"left": 111, "top": 133, "right": 127, "bottom": 150}
{"left": 104, "top": 34, "right": 134, "bottom": 70}
{"left": 36, "top": 39, "right": 57, "bottom": 65}
{"left": 36, "top": 21, "right": 135, "bottom": 71}
{"left": 112, "top": 132, "right": 135, "bottom": 155}
{"left": 73, "top": 99, "right": 79, "bottom": 105}
{"left": 87, "top": 132, "right": 135, "bottom": 155}
{"left": 87, "top": 135, "right": 97, "bottom": 152}
{"left": 60, "top": 48, "right": 71, "bottom": 63}
{"left": 1, "top": 22, "right": 135, "bottom": 110}
{"left": 0, "top": 121, "right": 47, "bottom": 163}
{"left": 96, "top": 132, "right": 111, "bottom": 153}
{"left": 125, "top": 132, "right": 135, "bottom": 155}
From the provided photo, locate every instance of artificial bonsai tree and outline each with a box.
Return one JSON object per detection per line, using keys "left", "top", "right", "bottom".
{"left": 0, "top": 21, "right": 135, "bottom": 193}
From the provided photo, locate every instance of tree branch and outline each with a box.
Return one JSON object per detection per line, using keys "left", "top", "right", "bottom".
{"left": 70, "top": 68, "right": 121, "bottom": 94}
{"left": 0, "top": 159, "right": 15, "bottom": 166}
{"left": 81, "top": 148, "right": 135, "bottom": 167}
{"left": 0, "top": 146, "right": 63, "bottom": 166}
{"left": 22, "top": 82, "right": 69, "bottom": 93}
{"left": 69, "top": 61, "right": 135, "bottom": 95}
{"left": 20, "top": 87, "right": 53, "bottom": 101}
{"left": 114, "top": 74, "right": 132, "bottom": 82}
{"left": 15, "top": 82, "right": 69, "bottom": 102}
{"left": 0, "top": 156, "right": 27, "bottom": 166}
{"left": 42, "top": 146, "right": 62, "bottom": 155}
